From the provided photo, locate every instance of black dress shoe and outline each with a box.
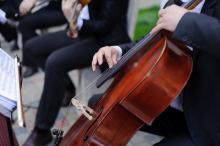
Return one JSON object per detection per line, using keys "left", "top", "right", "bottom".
{"left": 62, "top": 89, "right": 76, "bottom": 107}
{"left": 22, "top": 67, "right": 38, "bottom": 78}
{"left": 23, "top": 129, "right": 53, "bottom": 146}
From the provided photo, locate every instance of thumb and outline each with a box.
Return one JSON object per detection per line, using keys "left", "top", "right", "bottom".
{"left": 150, "top": 24, "right": 164, "bottom": 35}
{"left": 76, "top": 4, "right": 83, "bottom": 14}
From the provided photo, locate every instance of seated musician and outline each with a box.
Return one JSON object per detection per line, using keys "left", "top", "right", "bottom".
{"left": 18, "top": 0, "right": 66, "bottom": 52}
{"left": 23, "top": 0, "right": 130, "bottom": 145}
{"left": 19, "top": 0, "right": 67, "bottom": 74}
{"left": 91, "top": 0, "right": 220, "bottom": 145}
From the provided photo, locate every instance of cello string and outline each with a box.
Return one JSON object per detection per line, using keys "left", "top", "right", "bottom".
{"left": 59, "top": 68, "right": 111, "bottom": 130}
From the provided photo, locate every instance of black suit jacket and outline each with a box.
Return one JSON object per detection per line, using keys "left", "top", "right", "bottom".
{"left": 120, "top": 0, "right": 220, "bottom": 146}
{"left": 0, "top": 0, "right": 22, "bottom": 17}
{"left": 78, "top": 0, "right": 131, "bottom": 45}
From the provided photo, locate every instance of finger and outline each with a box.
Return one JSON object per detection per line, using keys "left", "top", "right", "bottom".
{"left": 158, "top": 9, "right": 165, "bottom": 17}
{"left": 23, "top": 9, "right": 28, "bottom": 15}
{"left": 71, "top": 2, "right": 79, "bottom": 21}
{"left": 72, "top": 0, "right": 78, "bottom": 9}
{"left": 20, "top": 8, "right": 26, "bottom": 16}
{"left": 104, "top": 48, "right": 114, "bottom": 68}
{"left": 76, "top": 4, "right": 83, "bottom": 17}
{"left": 62, "top": 0, "right": 69, "bottom": 8}
{"left": 112, "top": 52, "right": 118, "bottom": 65}
{"left": 76, "top": 3, "right": 82, "bottom": 12}
{"left": 19, "top": 8, "right": 23, "bottom": 15}
{"left": 92, "top": 54, "right": 98, "bottom": 71}
{"left": 23, "top": 9, "right": 29, "bottom": 15}
{"left": 22, "top": 6, "right": 29, "bottom": 14}
{"left": 150, "top": 23, "right": 164, "bottom": 35}
{"left": 97, "top": 49, "right": 104, "bottom": 65}
{"left": 156, "top": 17, "right": 163, "bottom": 26}
{"left": 19, "top": 5, "right": 25, "bottom": 15}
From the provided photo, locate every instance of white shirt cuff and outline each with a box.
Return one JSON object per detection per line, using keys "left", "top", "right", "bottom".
{"left": 112, "top": 46, "right": 123, "bottom": 60}
{"left": 77, "top": 6, "right": 90, "bottom": 30}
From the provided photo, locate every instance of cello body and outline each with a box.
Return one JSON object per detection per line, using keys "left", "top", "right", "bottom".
{"left": 60, "top": 31, "right": 193, "bottom": 146}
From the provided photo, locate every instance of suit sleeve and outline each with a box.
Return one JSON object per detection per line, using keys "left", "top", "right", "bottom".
{"left": 119, "top": 42, "right": 136, "bottom": 55}
{"left": 173, "top": 12, "right": 220, "bottom": 58}
{"left": 79, "top": 0, "right": 122, "bottom": 37}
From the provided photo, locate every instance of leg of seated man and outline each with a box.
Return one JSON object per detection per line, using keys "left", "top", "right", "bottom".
{"left": 140, "top": 107, "right": 194, "bottom": 146}
{"left": 22, "top": 30, "right": 76, "bottom": 76}
{"left": 18, "top": 3, "right": 66, "bottom": 45}
{"left": 153, "top": 133, "right": 194, "bottom": 146}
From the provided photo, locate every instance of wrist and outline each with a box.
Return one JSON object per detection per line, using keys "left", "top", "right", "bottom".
{"left": 112, "top": 46, "right": 122, "bottom": 60}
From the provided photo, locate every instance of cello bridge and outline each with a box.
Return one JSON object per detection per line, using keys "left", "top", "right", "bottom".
{"left": 71, "top": 98, "right": 96, "bottom": 120}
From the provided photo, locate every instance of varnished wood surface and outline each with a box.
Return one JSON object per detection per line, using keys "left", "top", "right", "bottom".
{"left": 0, "top": 114, "right": 18, "bottom": 146}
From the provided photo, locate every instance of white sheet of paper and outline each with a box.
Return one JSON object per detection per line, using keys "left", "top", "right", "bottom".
{"left": 0, "top": 48, "right": 17, "bottom": 102}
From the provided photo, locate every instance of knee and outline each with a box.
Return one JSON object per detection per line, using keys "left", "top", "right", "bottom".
{"left": 45, "top": 53, "right": 62, "bottom": 72}
{"left": 18, "top": 18, "right": 32, "bottom": 32}
{"left": 23, "top": 38, "right": 38, "bottom": 55}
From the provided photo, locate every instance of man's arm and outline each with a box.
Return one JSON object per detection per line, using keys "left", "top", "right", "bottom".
{"left": 119, "top": 42, "right": 137, "bottom": 55}
{"left": 173, "top": 12, "right": 220, "bottom": 58}
{"left": 91, "top": 5, "right": 193, "bottom": 70}
{"left": 19, "top": 0, "right": 37, "bottom": 16}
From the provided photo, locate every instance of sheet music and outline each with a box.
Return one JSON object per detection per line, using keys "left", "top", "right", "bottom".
{"left": 0, "top": 48, "right": 17, "bottom": 102}
{"left": 0, "top": 48, "right": 25, "bottom": 127}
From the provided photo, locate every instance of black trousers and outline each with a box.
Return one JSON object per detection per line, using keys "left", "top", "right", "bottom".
{"left": 18, "top": 1, "right": 66, "bottom": 45}
{"left": 88, "top": 95, "right": 195, "bottom": 146}
{"left": 143, "top": 108, "right": 194, "bottom": 146}
{"left": 23, "top": 30, "right": 107, "bottom": 129}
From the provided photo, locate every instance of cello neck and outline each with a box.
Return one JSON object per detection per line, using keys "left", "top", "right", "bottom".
{"left": 183, "top": 0, "right": 203, "bottom": 10}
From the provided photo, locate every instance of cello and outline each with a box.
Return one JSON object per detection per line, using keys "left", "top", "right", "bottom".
{"left": 59, "top": 0, "right": 201, "bottom": 145}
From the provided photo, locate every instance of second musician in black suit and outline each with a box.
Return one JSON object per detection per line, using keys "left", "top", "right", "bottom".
{"left": 23, "top": 0, "right": 130, "bottom": 145}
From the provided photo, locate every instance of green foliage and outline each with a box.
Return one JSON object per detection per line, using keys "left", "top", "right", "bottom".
{"left": 133, "top": 6, "right": 160, "bottom": 41}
